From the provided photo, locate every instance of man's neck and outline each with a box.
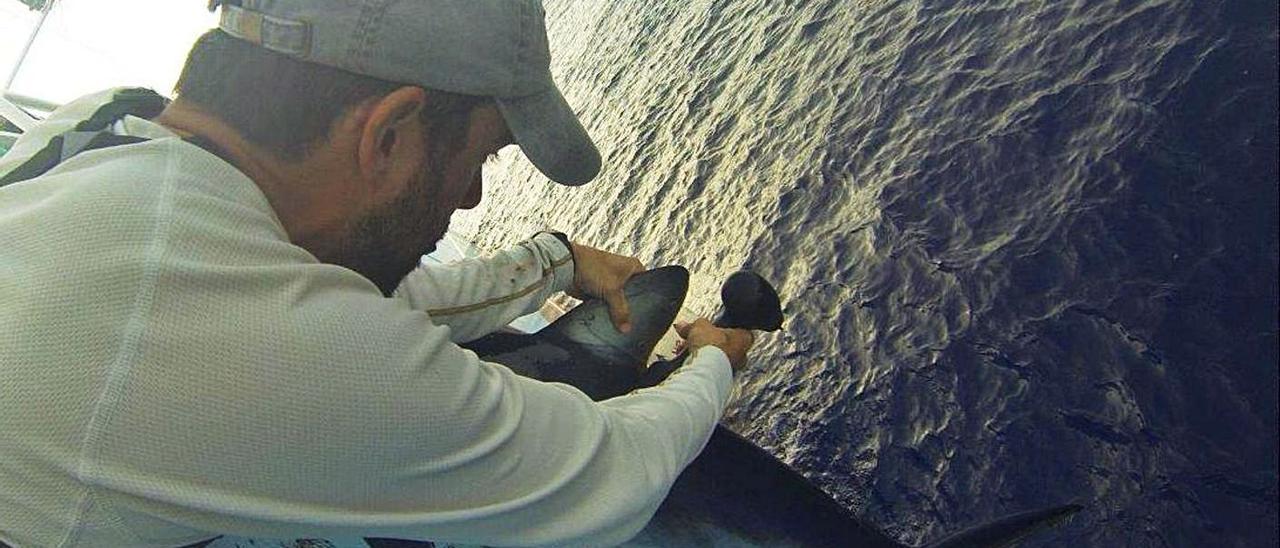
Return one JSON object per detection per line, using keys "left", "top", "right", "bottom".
{"left": 152, "top": 100, "right": 355, "bottom": 256}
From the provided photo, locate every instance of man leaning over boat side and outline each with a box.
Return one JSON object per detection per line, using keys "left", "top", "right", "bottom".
{"left": 0, "top": 1, "right": 754, "bottom": 547}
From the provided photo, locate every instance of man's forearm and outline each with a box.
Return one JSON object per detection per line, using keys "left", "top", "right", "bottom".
{"left": 392, "top": 232, "right": 574, "bottom": 343}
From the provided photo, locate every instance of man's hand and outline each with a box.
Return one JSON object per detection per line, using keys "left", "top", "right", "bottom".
{"left": 566, "top": 242, "right": 645, "bottom": 333}
{"left": 674, "top": 318, "right": 755, "bottom": 372}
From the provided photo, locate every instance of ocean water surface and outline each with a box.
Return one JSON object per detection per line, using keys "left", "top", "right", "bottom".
{"left": 10, "top": 1, "right": 1265, "bottom": 547}
{"left": 449, "top": 0, "right": 1278, "bottom": 546}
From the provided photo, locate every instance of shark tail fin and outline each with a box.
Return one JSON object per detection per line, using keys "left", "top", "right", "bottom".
{"left": 714, "top": 270, "right": 784, "bottom": 330}
{"left": 922, "top": 503, "right": 1084, "bottom": 548}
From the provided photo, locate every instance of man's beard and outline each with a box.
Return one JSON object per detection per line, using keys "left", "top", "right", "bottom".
{"left": 334, "top": 162, "right": 453, "bottom": 297}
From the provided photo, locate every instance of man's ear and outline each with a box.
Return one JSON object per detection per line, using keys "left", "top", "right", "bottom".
{"left": 356, "top": 86, "right": 428, "bottom": 184}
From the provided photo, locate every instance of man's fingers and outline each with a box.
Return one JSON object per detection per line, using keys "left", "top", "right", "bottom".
{"left": 671, "top": 320, "right": 756, "bottom": 371}
{"left": 674, "top": 319, "right": 706, "bottom": 338}
{"left": 674, "top": 318, "right": 714, "bottom": 340}
{"left": 605, "top": 290, "right": 632, "bottom": 333}
{"left": 626, "top": 258, "right": 645, "bottom": 279}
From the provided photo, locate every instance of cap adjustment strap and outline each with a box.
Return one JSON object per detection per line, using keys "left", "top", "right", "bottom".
{"left": 218, "top": 4, "right": 313, "bottom": 59}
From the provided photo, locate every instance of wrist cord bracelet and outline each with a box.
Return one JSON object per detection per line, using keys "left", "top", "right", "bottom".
{"left": 544, "top": 231, "right": 575, "bottom": 267}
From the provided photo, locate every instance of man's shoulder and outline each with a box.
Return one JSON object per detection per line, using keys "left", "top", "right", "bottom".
{"left": 2, "top": 137, "right": 216, "bottom": 211}
{"left": 0, "top": 87, "right": 264, "bottom": 212}
{"left": 1, "top": 136, "right": 286, "bottom": 262}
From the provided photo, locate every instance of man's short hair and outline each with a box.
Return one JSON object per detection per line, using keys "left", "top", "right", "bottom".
{"left": 174, "top": 29, "right": 486, "bottom": 161}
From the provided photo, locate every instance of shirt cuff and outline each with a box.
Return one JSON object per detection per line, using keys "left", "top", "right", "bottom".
{"left": 530, "top": 231, "right": 576, "bottom": 295}
{"left": 687, "top": 345, "right": 734, "bottom": 399}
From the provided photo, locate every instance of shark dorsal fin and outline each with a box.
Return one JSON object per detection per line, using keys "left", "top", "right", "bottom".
{"left": 464, "top": 266, "right": 689, "bottom": 400}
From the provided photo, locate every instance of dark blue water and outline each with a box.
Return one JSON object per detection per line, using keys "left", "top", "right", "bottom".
{"left": 455, "top": 0, "right": 1279, "bottom": 546}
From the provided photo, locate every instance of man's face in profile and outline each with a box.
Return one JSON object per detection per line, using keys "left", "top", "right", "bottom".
{"left": 338, "top": 103, "right": 509, "bottom": 296}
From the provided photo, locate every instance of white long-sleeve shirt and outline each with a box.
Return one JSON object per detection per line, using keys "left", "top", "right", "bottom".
{"left": 0, "top": 89, "right": 733, "bottom": 548}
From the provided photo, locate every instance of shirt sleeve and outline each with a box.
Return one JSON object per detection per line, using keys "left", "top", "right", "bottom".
{"left": 99, "top": 253, "right": 734, "bottom": 547}
{"left": 392, "top": 232, "right": 575, "bottom": 343}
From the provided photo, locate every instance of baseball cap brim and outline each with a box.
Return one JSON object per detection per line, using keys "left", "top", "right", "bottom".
{"left": 495, "top": 86, "right": 601, "bottom": 186}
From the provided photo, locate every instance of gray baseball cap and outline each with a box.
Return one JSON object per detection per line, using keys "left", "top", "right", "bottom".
{"left": 208, "top": 0, "right": 601, "bottom": 186}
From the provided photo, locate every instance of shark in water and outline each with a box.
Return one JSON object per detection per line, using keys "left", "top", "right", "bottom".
{"left": 362, "top": 266, "right": 1082, "bottom": 548}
